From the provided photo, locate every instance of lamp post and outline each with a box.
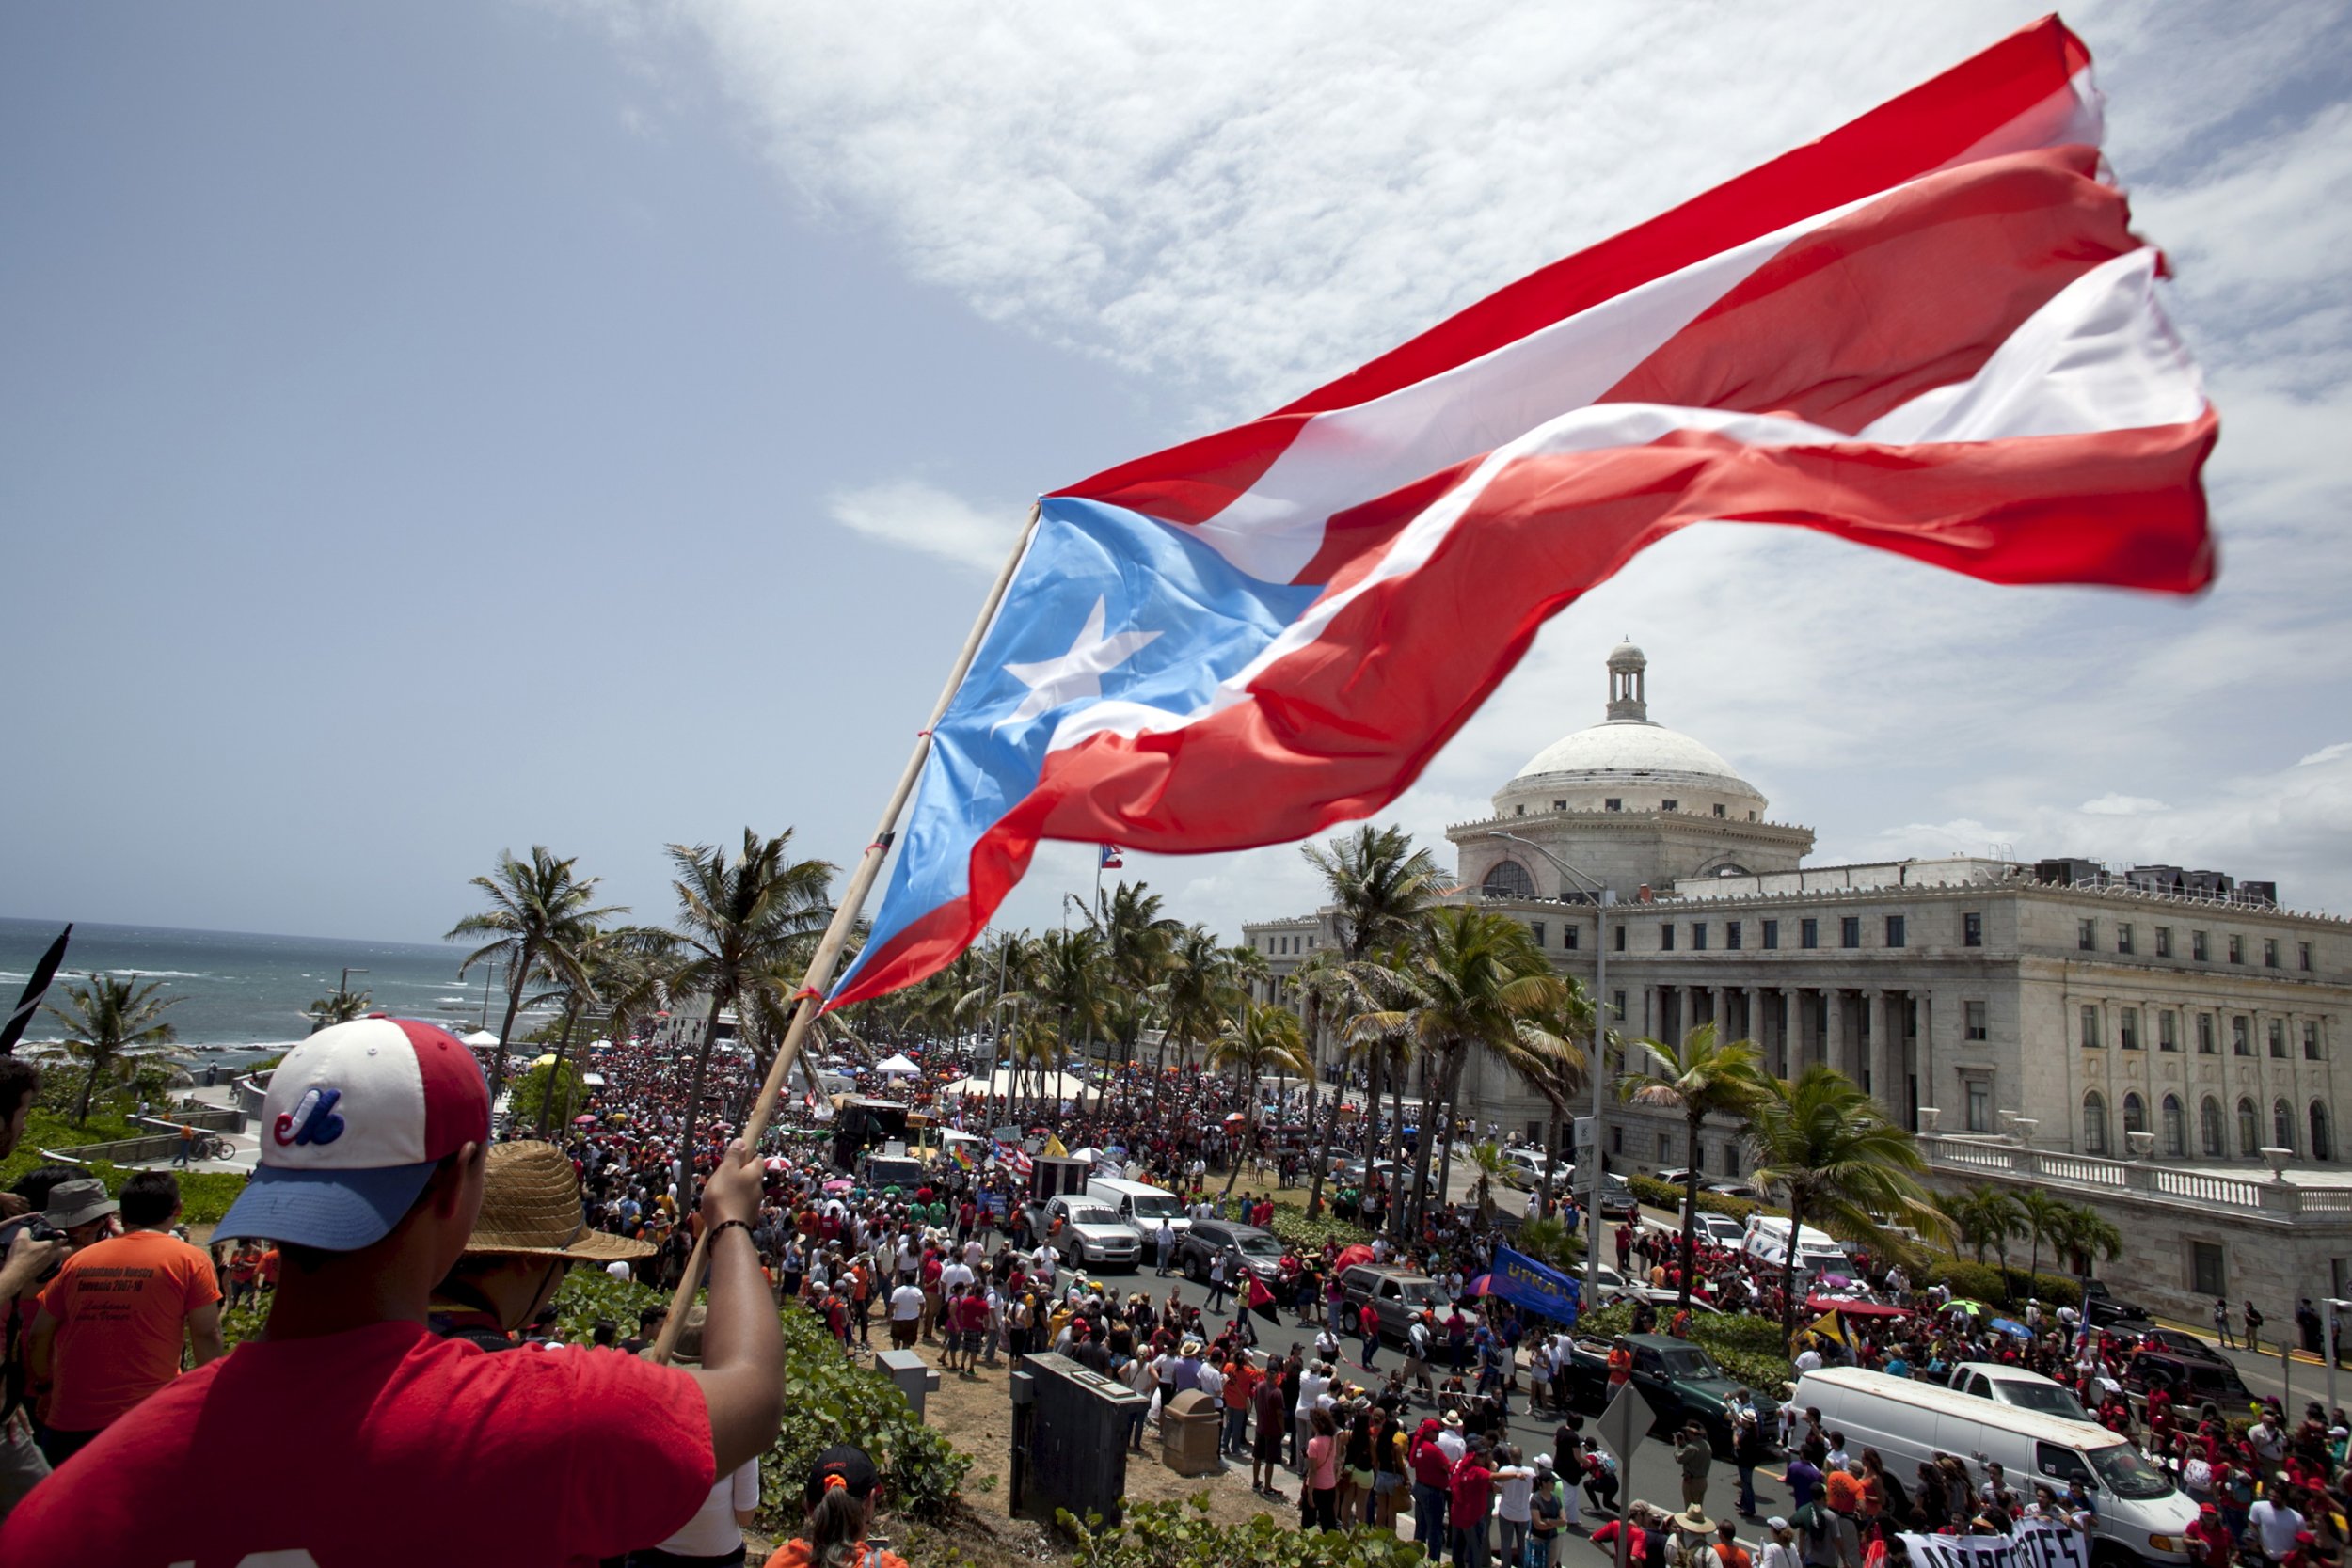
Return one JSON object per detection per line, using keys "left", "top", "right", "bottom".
{"left": 339, "top": 967, "right": 369, "bottom": 1004}
{"left": 1486, "top": 830, "right": 1613, "bottom": 1313}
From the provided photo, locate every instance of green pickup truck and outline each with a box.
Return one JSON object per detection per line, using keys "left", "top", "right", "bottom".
{"left": 1557, "top": 1332, "right": 1779, "bottom": 1454}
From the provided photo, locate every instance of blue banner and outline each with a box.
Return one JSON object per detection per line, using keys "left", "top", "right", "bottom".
{"left": 1487, "top": 1245, "right": 1581, "bottom": 1325}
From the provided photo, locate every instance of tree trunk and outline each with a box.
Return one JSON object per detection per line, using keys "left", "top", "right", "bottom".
{"left": 538, "top": 1005, "right": 582, "bottom": 1134}
{"left": 1538, "top": 1109, "right": 1562, "bottom": 1221}
{"left": 488, "top": 940, "right": 536, "bottom": 1103}
{"left": 1388, "top": 1054, "right": 1410, "bottom": 1239}
{"left": 1306, "top": 1055, "right": 1346, "bottom": 1220}
{"left": 1222, "top": 1075, "right": 1252, "bottom": 1196}
{"left": 1431, "top": 1055, "right": 1467, "bottom": 1235}
{"left": 1677, "top": 1109, "right": 1702, "bottom": 1312}
{"left": 1360, "top": 1043, "right": 1382, "bottom": 1206}
{"left": 1411, "top": 1048, "right": 1466, "bottom": 1240}
{"left": 675, "top": 990, "right": 727, "bottom": 1199}
{"left": 76, "top": 1052, "right": 107, "bottom": 1125}
{"left": 1781, "top": 1189, "right": 1805, "bottom": 1343}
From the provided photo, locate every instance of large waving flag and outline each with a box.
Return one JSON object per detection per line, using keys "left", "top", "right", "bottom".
{"left": 831, "top": 16, "right": 2213, "bottom": 1008}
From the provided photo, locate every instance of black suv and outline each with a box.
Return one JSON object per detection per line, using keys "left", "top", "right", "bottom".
{"left": 1174, "top": 1219, "right": 1285, "bottom": 1285}
{"left": 2120, "top": 1349, "right": 2255, "bottom": 1419}
{"left": 2081, "top": 1279, "right": 2151, "bottom": 1327}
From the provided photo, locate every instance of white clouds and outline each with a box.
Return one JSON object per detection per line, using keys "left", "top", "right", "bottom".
{"left": 573, "top": 0, "right": 2352, "bottom": 927}
{"left": 825, "top": 479, "right": 1022, "bottom": 574}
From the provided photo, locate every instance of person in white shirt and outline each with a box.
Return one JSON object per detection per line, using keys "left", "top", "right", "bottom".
{"left": 643, "top": 1457, "right": 760, "bottom": 1563}
{"left": 887, "top": 1280, "right": 925, "bottom": 1349}
{"left": 1436, "top": 1412, "right": 1467, "bottom": 1465}
{"left": 962, "top": 1237, "right": 984, "bottom": 1269}
{"left": 2248, "top": 1491, "right": 2304, "bottom": 1562}
{"left": 1494, "top": 1445, "right": 1537, "bottom": 1568}
{"left": 1794, "top": 1344, "right": 1824, "bottom": 1373}
{"left": 1196, "top": 1357, "right": 1226, "bottom": 1406}
{"left": 1155, "top": 1219, "right": 1178, "bottom": 1276}
{"left": 940, "top": 1259, "right": 975, "bottom": 1295}
{"left": 1031, "top": 1243, "right": 1057, "bottom": 1287}
{"left": 1122, "top": 1351, "right": 1158, "bottom": 1449}
{"left": 1760, "top": 1516, "right": 1804, "bottom": 1568}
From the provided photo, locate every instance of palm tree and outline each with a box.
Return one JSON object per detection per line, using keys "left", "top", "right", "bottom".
{"left": 1287, "top": 952, "right": 1358, "bottom": 1218}
{"left": 1207, "top": 1002, "right": 1312, "bottom": 1193}
{"left": 1350, "top": 907, "right": 1570, "bottom": 1233}
{"left": 659, "top": 830, "right": 837, "bottom": 1188}
{"left": 303, "top": 989, "right": 372, "bottom": 1033}
{"left": 1619, "top": 1022, "right": 1768, "bottom": 1310}
{"left": 2016, "top": 1189, "right": 2069, "bottom": 1296}
{"left": 1006, "top": 928, "right": 1108, "bottom": 1115}
{"left": 1521, "top": 980, "right": 1597, "bottom": 1222}
{"left": 2048, "top": 1201, "right": 2123, "bottom": 1290}
{"left": 1149, "top": 925, "right": 1237, "bottom": 1089}
{"left": 446, "top": 847, "right": 624, "bottom": 1101}
{"left": 1302, "top": 824, "right": 1441, "bottom": 1208}
{"left": 46, "top": 974, "right": 181, "bottom": 1124}
{"left": 1938, "top": 1183, "right": 2026, "bottom": 1272}
{"left": 1746, "top": 1064, "right": 1948, "bottom": 1340}
{"left": 1467, "top": 1139, "right": 1510, "bottom": 1225}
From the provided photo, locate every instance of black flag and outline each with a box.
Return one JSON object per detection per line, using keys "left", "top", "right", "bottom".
{"left": 0, "top": 924, "right": 72, "bottom": 1057}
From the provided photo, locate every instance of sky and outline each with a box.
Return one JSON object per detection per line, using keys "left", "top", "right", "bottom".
{"left": 3, "top": 2, "right": 2348, "bottom": 952}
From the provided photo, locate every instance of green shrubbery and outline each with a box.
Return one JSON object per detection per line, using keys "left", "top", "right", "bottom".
{"left": 1576, "top": 1301, "right": 1796, "bottom": 1394}
{"left": 1062, "top": 1495, "right": 1422, "bottom": 1568}
{"left": 0, "top": 1149, "right": 245, "bottom": 1226}
{"left": 1919, "top": 1259, "right": 2079, "bottom": 1308}
{"left": 1264, "top": 1200, "right": 1374, "bottom": 1257}
{"left": 1627, "top": 1175, "right": 1768, "bottom": 1225}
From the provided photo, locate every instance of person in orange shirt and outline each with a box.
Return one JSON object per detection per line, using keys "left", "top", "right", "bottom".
{"left": 1221, "top": 1351, "right": 1261, "bottom": 1460}
{"left": 1606, "top": 1336, "right": 1634, "bottom": 1388}
{"left": 765, "top": 1446, "right": 910, "bottom": 1568}
{"left": 27, "top": 1170, "right": 223, "bottom": 1466}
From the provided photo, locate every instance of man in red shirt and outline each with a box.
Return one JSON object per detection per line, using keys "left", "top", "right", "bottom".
{"left": 0, "top": 1016, "right": 783, "bottom": 1566}
{"left": 1451, "top": 1438, "right": 1497, "bottom": 1568}
{"left": 27, "top": 1169, "right": 222, "bottom": 1464}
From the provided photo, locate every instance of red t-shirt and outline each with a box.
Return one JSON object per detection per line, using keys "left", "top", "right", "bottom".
{"left": 1, "top": 1320, "right": 714, "bottom": 1567}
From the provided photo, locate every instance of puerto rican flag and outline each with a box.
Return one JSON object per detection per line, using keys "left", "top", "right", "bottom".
{"left": 831, "top": 16, "right": 2214, "bottom": 1009}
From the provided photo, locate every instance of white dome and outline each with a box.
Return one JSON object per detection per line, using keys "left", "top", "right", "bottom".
{"left": 1506, "top": 720, "right": 1764, "bottom": 801}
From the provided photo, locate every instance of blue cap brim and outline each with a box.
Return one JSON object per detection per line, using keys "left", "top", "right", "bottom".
{"left": 215, "top": 1160, "right": 439, "bottom": 1251}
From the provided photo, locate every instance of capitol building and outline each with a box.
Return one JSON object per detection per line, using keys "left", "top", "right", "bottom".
{"left": 1244, "top": 644, "right": 2352, "bottom": 1319}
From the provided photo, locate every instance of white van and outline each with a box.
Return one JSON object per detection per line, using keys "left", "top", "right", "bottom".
{"left": 1741, "top": 1215, "right": 1846, "bottom": 1278}
{"left": 1795, "top": 1367, "right": 2194, "bottom": 1564}
{"left": 1088, "top": 1176, "right": 1192, "bottom": 1244}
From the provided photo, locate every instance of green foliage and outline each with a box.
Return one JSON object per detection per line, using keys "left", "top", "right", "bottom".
{"left": 763, "top": 1300, "right": 970, "bottom": 1529}
{"left": 1627, "top": 1175, "right": 1770, "bottom": 1224}
{"left": 1577, "top": 1302, "right": 1796, "bottom": 1393}
{"left": 509, "top": 1057, "right": 588, "bottom": 1131}
{"left": 1264, "top": 1199, "right": 1373, "bottom": 1256}
{"left": 0, "top": 1150, "right": 245, "bottom": 1225}
{"left": 1920, "top": 1259, "right": 2079, "bottom": 1309}
{"left": 552, "top": 1260, "right": 669, "bottom": 1342}
{"left": 1063, "top": 1494, "right": 1424, "bottom": 1568}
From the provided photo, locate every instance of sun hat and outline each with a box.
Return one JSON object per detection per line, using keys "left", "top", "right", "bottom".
{"left": 1674, "top": 1507, "right": 1712, "bottom": 1533}
{"left": 464, "top": 1142, "right": 654, "bottom": 1261}
{"left": 1442, "top": 1411, "right": 1465, "bottom": 1429}
{"left": 42, "top": 1178, "right": 118, "bottom": 1230}
{"left": 215, "top": 1016, "right": 491, "bottom": 1250}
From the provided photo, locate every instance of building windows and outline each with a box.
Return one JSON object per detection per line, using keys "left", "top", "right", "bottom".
{"left": 1661, "top": 799, "right": 1678, "bottom": 813}
{"left": 2264, "top": 938, "right": 2279, "bottom": 969}
{"left": 2081, "top": 1005, "right": 2102, "bottom": 1049}
{"left": 2120, "top": 1008, "right": 2141, "bottom": 1052}
{"left": 1515, "top": 804, "right": 1525, "bottom": 816}
{"left": 2117, "top": 923, "right": 2135, "bottom": 955}
{"left": 2274, "top": 1099, "right": 2296, "bottom": 1153}
{"left": 2192, "top": 930, "right": 2209, "bottom": 961}
{"left": 2162, "top": 1094, "right": 2185, "bottom": 1158}
{"left": 2232, "top": 1016, "right": 2251, "bottom": 1056}
{"left": 2201, "top": 1097, "right": 2226, "bottom": 1158}
{"left": 1611, "top": 1126, "right": 1624, "bottom": 1155}
{"left": 1613, "top": 990, "right": 1627, "bottom": 1022}
{"left": 1657, "top": 1132, "right": 1673, "bottom": 1161}
{"left": 1726, "top": 921, "right": 1742, "bottom": 951}
{"left": 1564, "top": 924, "right": 1580, "bottom": 951}
{"left": 1801, "top": 918, "right": 1819, "bottom": 950}
{"left": 2268, "top": 1019, "right": 2286, "bottom": 1058}
{"left": 2155, "top": 926, "right": 2172, "bottom": 958}
{"left": 1530, "top": 921, "right": 1547, "bottom": 949}
{"left": 1761, "top": 919, "right": 1779, "bottom": 950}
{"left": 1692, "top": 923, "right": 1708, "bottom": 952}
{"left": 1483, "top": 859, "right": 1534, "bottom": 896}
{"left": 2191, "top": 1240, "right": 2227, "bottom": 1298}
{"left": 1884, "top": 915, "right": 1906, "bottom": 948}
{"left": 2198, "top": 1013, "right": 2216, "bottom": 1055}
{"left": 2228, "top": 934, "right": 2244, "bottom": 964}
{"left": 1605, "top": 798, "right": 1622, "bottom": 812}
{"left": 2307, "top": 1022, "right": 2325, "bottom": 1061}
{"left": 2313, "top": 1102, "right": 2335, "bottom": 1162}
{"left": 2079, "top": 918, "right": 2097, "bottom": 951}
{"left": 1965, "top": 1000, "right": 1989, "bottom": 1041}
{"left": 1613, "top": 924, "right": 1626, "bottom": 953}
{"left": 2300, "top": 941, "right": 2314, "bottom": 972}
{"left": 2158, "top": 1011, "right": 2178, "bottom": 1052}
{"left": 2123, "top": 1092, "right": 2147, "bottom": 1138}
{"left": 1552, "top": 800, "right": 1566, "bottom": 812}
{"left": 1963, "top": 911, "right": 1983, "bottom": 948}
{"left": 2083, "top": 1091, "right": 2108, "bottom": 1154}
{"left": 1966, "top": 1077, "right": 1992, "bottom": 1133}
{"left": 1840, "top": 916, "right": 1862, "bottom": 949}
{"left": 2238, "top": 1098, "right": 2260, "bottom": 1157}
{"left": 1659, "top": 923, "right": 1675, "bottom": 952}
{"left": 1712, "top": 803, "right": 1726, "bottom": 818}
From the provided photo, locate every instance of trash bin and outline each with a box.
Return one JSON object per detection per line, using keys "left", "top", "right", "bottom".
{"left": 876, "top": 1350, "right": 941, "bottom": 1422}
{"left": 1160, "top": 1388, "right": 1222, "bottom": 1476}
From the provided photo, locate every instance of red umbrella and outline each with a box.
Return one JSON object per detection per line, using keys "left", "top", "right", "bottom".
{"left": 1334, "top": 1243, "right": 1376, "bottom": 1269}
{"left": 570, "top": 1114, "right": 596, "bottom": 1126}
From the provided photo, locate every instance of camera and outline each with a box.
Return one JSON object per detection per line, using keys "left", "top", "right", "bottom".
{"left": 0, "top": 1212, "right": 66, "bottom": 1286}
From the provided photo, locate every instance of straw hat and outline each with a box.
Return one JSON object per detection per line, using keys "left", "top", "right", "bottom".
{"left": 1673, "top": 1507, "right": 1712, "bottom": 1533}
{"left": 466, "top": 1142, "right": 654, "bottom": 1261}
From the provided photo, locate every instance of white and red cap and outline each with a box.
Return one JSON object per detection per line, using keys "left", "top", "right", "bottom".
{"left": 216, "top": 1016, "right": 490, "bottom": 1250}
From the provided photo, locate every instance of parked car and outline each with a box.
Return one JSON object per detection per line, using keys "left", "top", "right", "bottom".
{"left": 1947, "top": 1362, "right": 2094, "bottom": 1424}
{"left": 2082, "top": 1278, "right": 2153, "bottom": 1327}
{"left": 2120, "top": 1349, "right": 2255, "bottom": 1421}
{"left": 1339, "top": 1265, "right": 1453, "bottom": 1341}
{"left": 1556, "top": 1164, "right": 1638, "bottom": 1219}
{"left": 1557, "top": 1332, "right": 1780, "bottom": 1453}
{"left": 1026, "top": 1195, "right": 1141, "bottom": 1269}
{"left": 1692, "top": 1212, "right": 1747, "bottom": 1249}
{"left": 2131, "top": 1326, "right": 2228, "bottom": 1365}
{"left": 1706, "top": 1181, "right": 1759, "bottom": 1200}
{"left": 1174, "top": 1219, "right": 1285, "bottom": 1285}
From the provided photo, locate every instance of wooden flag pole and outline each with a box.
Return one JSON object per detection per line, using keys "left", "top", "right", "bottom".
{"left": 649, "top": 502, "right": 1041, "bottom": 1364}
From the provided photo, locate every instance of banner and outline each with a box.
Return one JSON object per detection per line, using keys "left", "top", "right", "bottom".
{"left": 1486, "top": 1245, "right": 1581, "bottom": 1325}
{"left": 1900, "top": 1522, "right": 2090, "bottom": 1568}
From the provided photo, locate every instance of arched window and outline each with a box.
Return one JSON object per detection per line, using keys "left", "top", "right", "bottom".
{"left": 2313, "top": 1101, "right": 2335, "bottom": 1163}
{"left": 2083, "top": 1091, "right": 2108, "bottom": 1155}
{"left": 2122, "top": 1092, "right": 2147, "bottom": 1136}
{"left": 2161, "top": 1094, "right": 2185, "bottom": 1158}
{"left": 2238, "top": 1098, "right": 2260, "bottom": 1157}
{"left": 1481, "top": 858, "right": 1534, "bottom": 897}
{"left": 2200, "top": 1097, "right": 2225, "bottom": 1158}
{"left": 2275, "top": 1099, "right": 2297, "bottom": 1153}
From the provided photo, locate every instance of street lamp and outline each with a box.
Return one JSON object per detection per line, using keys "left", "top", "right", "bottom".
{"left": 339, "top": 967, "right": 369, "bottom": 1001}
{"left": 1486, "top": 830, "right": 1615, "bottom": 1313}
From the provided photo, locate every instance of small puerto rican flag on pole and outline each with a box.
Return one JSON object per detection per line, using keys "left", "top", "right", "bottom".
{"left": 1097, "top": 845, "right": 1123, "bottom": 870}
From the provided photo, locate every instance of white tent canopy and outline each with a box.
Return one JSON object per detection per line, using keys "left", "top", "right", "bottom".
{"left": 875, "top": 1053, "right": 922, "bottom": 1076}
{"left": 941, "top": 1069, "right": 1089, "bottom": 1101}
{"left": 461, "top": 1030, "right": 501, "bottom": 1047}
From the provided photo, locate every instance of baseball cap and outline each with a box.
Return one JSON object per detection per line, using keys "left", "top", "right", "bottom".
{"left": 215, "top": 1016, "right": 490, "bottom": 1250}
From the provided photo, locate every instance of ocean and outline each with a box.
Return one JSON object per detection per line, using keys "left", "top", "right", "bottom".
{"left": 0, "top": 916, "right": 548, "bottom": 1067}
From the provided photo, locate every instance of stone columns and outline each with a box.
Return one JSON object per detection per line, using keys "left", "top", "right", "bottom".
{"left": 1823, "top": 989, "right": 1844, "bottom": 1080}
{"left": 1744, "top": 986, "right": 1765, "bottom": 1062}
{"left": 1870, "top": 991, "right": 1899, "bottom": 1116}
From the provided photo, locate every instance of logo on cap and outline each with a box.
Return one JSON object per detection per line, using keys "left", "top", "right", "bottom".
{"left": 275, "top": 1086, "right": 348, "bottom": 1148}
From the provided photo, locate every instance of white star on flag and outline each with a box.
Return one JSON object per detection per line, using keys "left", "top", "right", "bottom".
{"left": 993, "top": 595, "right": 1161, "bottom": 732}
